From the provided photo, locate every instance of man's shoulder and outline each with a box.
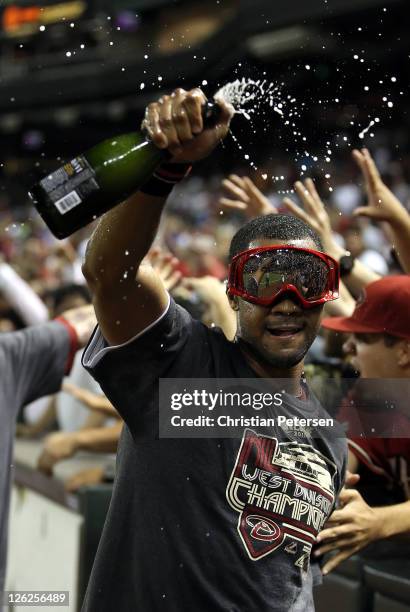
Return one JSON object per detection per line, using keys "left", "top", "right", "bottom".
{"left": 82, "top": 296, "right": 236, "bottom": 377}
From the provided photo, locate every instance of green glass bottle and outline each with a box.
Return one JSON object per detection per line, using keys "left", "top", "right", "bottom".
{"left": 29, "top": 101, "right": 221, "bottom": 239}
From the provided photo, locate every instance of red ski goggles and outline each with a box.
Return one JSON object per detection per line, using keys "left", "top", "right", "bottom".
{"left": 228, "top": 245, "right": 339, "bottom": 308}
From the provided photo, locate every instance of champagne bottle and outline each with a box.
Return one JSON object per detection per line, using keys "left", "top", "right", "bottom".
{"left": 29, "top": 100, "right": 221, "bottom": 239}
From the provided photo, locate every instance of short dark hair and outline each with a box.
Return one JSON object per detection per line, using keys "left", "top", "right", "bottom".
{"left": 45, "top": 283, "right": 91, "bottom": 312}
{"left": 228, "top": 214, "right": 323, "bottom": 262}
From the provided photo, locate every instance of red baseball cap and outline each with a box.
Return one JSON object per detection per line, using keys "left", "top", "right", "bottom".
{"left": 322, "top": 275, "right": 410, "bottom": 340}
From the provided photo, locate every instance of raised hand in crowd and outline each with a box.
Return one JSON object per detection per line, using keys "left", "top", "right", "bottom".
{"left": 146, "top": 247, "right": 182, "bottom": 292}
{"left": 219, "top": 174, "right": 276, "bottom": 217}
{"left": 283, "top": 179, "right": 340, "bottom": 258}
{"left": 177, "top": 275, "right": 236, "bottom": 340}
{"left": 352, "top": 147, "right": 410, "bottom": 273}
{"left": 282, "top": 178, "right": 380, "bottom": 297}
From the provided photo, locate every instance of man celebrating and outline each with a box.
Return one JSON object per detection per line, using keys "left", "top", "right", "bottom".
{"left": 81, "top": 88, "right": 346, "bottom": 611}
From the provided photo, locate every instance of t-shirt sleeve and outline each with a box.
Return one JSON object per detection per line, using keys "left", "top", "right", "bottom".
{"left": 347, "top": 438, "right": 393, "bottom": 479}
{"left": 82, "top": 296, "right": 205, "bottom": 435}
{"left": 1, "top": 321, "right": 70, "bottom": 411}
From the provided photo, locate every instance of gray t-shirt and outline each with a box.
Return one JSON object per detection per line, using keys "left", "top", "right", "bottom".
{"left": 82, "top": 298, "right": 347, "bottom": 611}
{"left": 0, "top": 322, "right": 70, "bottom": 592}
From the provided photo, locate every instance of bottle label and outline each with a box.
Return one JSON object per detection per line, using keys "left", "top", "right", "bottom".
{"left": 40, "top": 156, "right": 99, "bottom": 215}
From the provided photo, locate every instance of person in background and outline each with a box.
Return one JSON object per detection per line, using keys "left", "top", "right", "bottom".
{"left": 314, "top": 275, "right": 410, "bottom": 574}
{"left": 0, "top": 304, "right": 96, "bottom": 595}
{"left": 20, "top": 283, "right": 95, "bottom": 433}
{"left": 150, "top": 245, "right": 236, "bottom": 339}
{"left": 12, "top": 282, "right": 122, "bottom": 477}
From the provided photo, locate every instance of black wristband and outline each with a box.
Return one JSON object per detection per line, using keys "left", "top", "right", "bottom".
{"left": 140, "top": 162, "right": 192, "bottom": 197}
{"left": 339, "top": 254, "right": 355, "bottom": 277}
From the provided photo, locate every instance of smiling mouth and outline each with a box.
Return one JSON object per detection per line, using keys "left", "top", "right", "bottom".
{"left": 266, "top": 325, "right": 305, "bottom": 338}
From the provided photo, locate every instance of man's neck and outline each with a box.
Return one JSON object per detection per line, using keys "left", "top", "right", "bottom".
{"left": 237, "top": 338, "right": 304, "bottom": 397}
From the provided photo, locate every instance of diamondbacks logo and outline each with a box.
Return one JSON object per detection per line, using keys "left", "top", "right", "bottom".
{"left": 226, "top": 429, "right": 338, "bottom": 561}
{"left": 246, "top": 516, "right": 281, "bottom": 542}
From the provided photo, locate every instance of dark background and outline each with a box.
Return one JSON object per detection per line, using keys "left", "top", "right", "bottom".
{"left": 0, "top": 0, "right": 408, "bottom": 203}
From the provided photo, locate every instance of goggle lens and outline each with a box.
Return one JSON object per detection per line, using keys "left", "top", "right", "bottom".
{"left": 242, "top": 250, "right": 330, "bottom": 301}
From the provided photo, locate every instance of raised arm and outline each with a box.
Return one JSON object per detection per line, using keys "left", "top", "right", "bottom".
{"left": 219, "top": 174, "right": 276, "bottom": 217}
{"left": 352, "top": 148, "right": 410, "bottom": 274}
{"left": 82, "top": 88, "right": 233, "bottom": 345}
{"left": 283, "top": 178, "right": 380, "bottom": 297}
{"left": 178, "top": 276, "right": 237, "bottom": 340}
{"left": 0, "top": 258, "right": 49, "bottom": 325}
